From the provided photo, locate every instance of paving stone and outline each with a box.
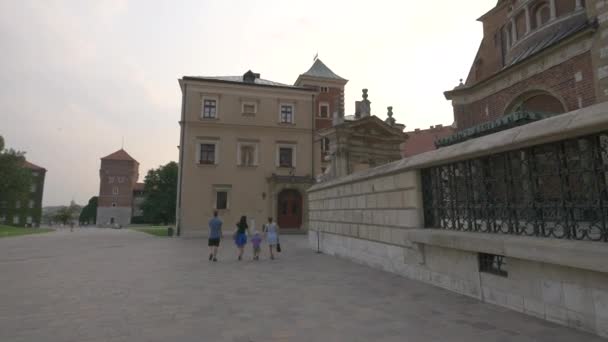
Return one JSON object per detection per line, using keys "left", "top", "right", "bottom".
{"left": 0, "top": 228, "right": 605, "bottom": 342}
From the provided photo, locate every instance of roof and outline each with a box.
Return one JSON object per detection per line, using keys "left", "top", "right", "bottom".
{"left": 507, "top": 20, "right": 592, "bottom": 67}
{"left": 133, "top": 182, "right": 145, "bottom": 191}
{"left": 402, "top": 126, "right": 455, "bottom": 157}
{"left": 101, "top": 149, "right": 138, "bottom": 162}
{"left": 298, "top": 59, "right": 346, "bottom": 81}
{"left": 447, "top": 19, "right": 594, "bottom": 99}
{"left": 436, "top": 111, "right": 554, "bottom": 147}
{"left": 182, "top": 75, "right": 313, "bottom": 91}
{"left": 23, "top": 160, "right": 46, "bottom": 171}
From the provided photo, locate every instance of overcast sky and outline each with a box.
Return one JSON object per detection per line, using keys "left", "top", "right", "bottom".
{"left": 0, "top": 0, "right": 493, "bottom": 206}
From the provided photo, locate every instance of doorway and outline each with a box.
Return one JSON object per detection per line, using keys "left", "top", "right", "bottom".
{"left": 277, "top": 189, "right": 302, "bottom": 229}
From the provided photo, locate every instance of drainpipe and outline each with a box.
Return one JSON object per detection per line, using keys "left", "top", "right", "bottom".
{"left": 311, "top": 93, "right": 315, "bottom": 178}
{"left": 176, "top": 81, "right": 187, "bottom": 236}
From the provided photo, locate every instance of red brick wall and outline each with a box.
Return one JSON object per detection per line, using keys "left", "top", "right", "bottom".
{"left": 455, "top": 51, "right": 595, "bottom": 130}
{"left": 98, "top": 160, "right": 138, "bottom": 207}
{"left": 314, "top": 87, "right": 342, "bottom": 130}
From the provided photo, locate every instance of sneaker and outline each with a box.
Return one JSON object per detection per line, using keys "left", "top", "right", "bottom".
{"left": 212, "top": 257, "right": 217, "bottom": 262}
{"left": 209, "top": 254, "right": 213, "bottom": 261}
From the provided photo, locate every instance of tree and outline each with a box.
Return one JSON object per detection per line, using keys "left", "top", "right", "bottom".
{"left": 79, "top": 196, "right": 98, "bottom": 224}
{"left": 0, "top": 135, "right": 32, "bottom": 201}
{"left": 141, "top": 161, "right": 178, "bottom": 224}
{"left": 54, "top": 203, "right": 80, "bottom": 225}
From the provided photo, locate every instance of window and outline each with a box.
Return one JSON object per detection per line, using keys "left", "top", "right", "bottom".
{"left": 13, "top": 216, "right": 19, "bottom": 224}
{"left": 0, "top": 215, "right": 5, "bottom": 223}
{"left": 279, "top": 147, "right": 293, "bottom": 168}
{"left": 109, "top": 176, "right": 115, "bottom": 184}
{"left": 321, "top": 137, "right": 330, "bottom": 156}
{"left": 216, "top": 191, "right": 228, "bottom": 210}
{"left": 242, "top": 102, "right": 257, "bottom": 115}
{"left": 32, "top": 172, "right": 39, "bottom": 177}
{"left": 118, "top": 176, "right": 125, "bottom": 183}
{"left": 238, "top": 143, "right": 258, "bottom": 166}
{"left": 479, "top": 253, "right": 508, "bottom": 277}
{"left": 15, "top": 200, "right": 21, "bottom": 209}
{"left": 202, "top": 98, "right": 218, "bottom": 119}
{"left": 213, "top": 185, "right": 231, "bottom": 210}
{"left": 112, "top": 186, "right": 119, "bottom": 195}
{"left": 26, "top": 216, "right": 32, "bottom": 224}
{"left": 30, "top": 184, "right": 36, "bottom": 193}
{"left": 199, "top": 143, "right": 216, "bottom": 164}
{"left": 0, "top": 201, "right": 6, "bottom": 208}
{"left": 535, "top": 3, "right": 551, "bottom": 28}
{"left": 29, "top": 200, "right": 35, "bottom": 209}
{"left": 320, "top": 86, "right": 329, "bottom": 93}
{"left": 280, "top": 104, "right": 294, "bottom": 124}
{"left": 319, "top": 103, "right": 329, "bottom": 118}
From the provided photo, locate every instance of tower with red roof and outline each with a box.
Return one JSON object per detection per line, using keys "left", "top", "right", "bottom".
{"left": 96, "top": 149, "right": 141, "bottom": 227}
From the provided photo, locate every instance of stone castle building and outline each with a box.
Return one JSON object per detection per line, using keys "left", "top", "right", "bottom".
{"left": 443, "top": 0, "right": 608, "bottom": 145}
{"left": 0, "top": 160, "right": 46, "bottom": 227}
{"left": 96, "top": 149, "right": 144, "bottom": 226}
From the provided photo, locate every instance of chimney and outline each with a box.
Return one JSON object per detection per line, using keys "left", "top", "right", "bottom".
{"left": 436, "top": 124, "right": 443, "bottom": 128}
{"left": 414, "top": 128, "right": 420, "bottom": 133}
{"left": 429, "top": 125, "right": 434, "bottom": 129}
{"left": 243, "top": 70, "right": 260, "bottom": 83}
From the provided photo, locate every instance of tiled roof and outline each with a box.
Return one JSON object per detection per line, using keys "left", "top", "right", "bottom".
{"left": 299, "top": 59, "right": 346, "bottom": 81}
{"left": 23, "top": 160, "right": 46, "bottom": 171}
{"left": 402, "top": 126, "right": 455, "bottom": 157}
{"left": 507, "top": 20, "right": 592, "bottom": 67}
{"left": 101, "top": 149, "right": 137, "bottom": 162}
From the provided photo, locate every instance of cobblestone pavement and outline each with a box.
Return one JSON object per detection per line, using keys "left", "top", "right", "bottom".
{"left": 0, "top": 228, "right": 605, "bottom": 342}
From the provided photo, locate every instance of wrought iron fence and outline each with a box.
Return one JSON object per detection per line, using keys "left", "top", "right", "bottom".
{"left": 421, "top": 131, "right": 608, "bottom": 242}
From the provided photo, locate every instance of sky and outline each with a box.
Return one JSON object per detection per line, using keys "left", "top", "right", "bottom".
{"left": 0, "top": 0, "right": 493, "bottom": 206}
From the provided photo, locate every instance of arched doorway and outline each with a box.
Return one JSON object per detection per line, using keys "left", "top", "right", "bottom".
{"left": 277, "top": 189, "right": 302, "bottom": 229}
{"left": 504, "top": 91, "right": 566, "bottom": 115}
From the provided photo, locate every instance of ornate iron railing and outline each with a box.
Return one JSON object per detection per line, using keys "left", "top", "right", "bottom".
{"left": 421, "top": 131, "right": 608, "bottom": 242}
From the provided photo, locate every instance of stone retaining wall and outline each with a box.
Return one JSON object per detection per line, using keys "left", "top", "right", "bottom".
{"left": 307, "top": 101, "right": 608, "bottom": 338}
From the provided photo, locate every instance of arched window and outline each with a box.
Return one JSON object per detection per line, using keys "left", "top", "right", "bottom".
{"left": 533, "top": 2, "right": 551, "bottom": 29}
{"left": 505, "top": 91, "right": 566, "bottom": 115}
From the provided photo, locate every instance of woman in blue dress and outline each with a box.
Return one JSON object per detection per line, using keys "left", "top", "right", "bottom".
{"left": 234, "top": 216, "right": 249, "bottom": 261}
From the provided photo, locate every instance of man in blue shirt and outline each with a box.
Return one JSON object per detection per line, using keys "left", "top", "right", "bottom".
{"left": 208, "top": 211, "right": 223, "bottom": 262}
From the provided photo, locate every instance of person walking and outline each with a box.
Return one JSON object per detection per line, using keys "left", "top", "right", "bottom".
{"left": 208, "top": 210, "right": 223, "bottom": 262}
{"left": 264, "top": 217, "right": 279, "bottom": 260}
{"left": 234, "top": 216, "right": 249, "bottom": 261}
{"left": 250, "top": 230, "right": 262, "bottom": 261}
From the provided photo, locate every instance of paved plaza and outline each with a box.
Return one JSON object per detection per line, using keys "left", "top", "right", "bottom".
{"left": 0, "top": 229, "right": 605, "bottom": 342}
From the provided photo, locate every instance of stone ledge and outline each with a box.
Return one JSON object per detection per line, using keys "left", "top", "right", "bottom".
{"left": 405, "top": 229, "right": 608, "bottom": 274}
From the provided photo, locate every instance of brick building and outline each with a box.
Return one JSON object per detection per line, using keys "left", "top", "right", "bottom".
{"left": 0, "top": 161, "right": 46, "bottom": 227}
{"left": 401, "top": 125, "right": 455, "bottom": 158}
{"left": 294, "top": 59, "right": 348, "bottom": 173}
{"left": 96, "top": 149, "right": 144, "bottom": 226}
{"left": 444, "top": 0, "right": 608, "bottom": 141}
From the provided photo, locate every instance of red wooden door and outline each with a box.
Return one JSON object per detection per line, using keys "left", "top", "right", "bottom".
{"left": 277, "top": 189, "right": 302, "bottom": 229}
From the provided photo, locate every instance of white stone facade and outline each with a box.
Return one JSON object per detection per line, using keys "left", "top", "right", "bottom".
{"left": 307, "top": 102, "right": 608, "bottom": 338}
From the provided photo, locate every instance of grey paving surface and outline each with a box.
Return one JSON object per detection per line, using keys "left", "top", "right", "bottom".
{"left": 0, "top": 228, "right": 605, "bottom": 342}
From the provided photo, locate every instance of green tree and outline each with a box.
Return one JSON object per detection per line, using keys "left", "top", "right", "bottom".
{"left": 0, "top": 135, "right": 32, "bottom": 201}
{"left": 141, "top": 161, "right": 178, "bottom": 224}
{"left": 79, "top": 196, "right": 98, "bottom": 224}
{"left": 54, "top": 204, "right": 80, "bottom": 225}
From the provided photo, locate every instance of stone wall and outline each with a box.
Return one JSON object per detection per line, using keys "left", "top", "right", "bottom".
{"left": 96, "top": 207, "right": 132, "bottom": 227}
{"left": 307, "top": 102, "right": 608, "bottom": 338}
